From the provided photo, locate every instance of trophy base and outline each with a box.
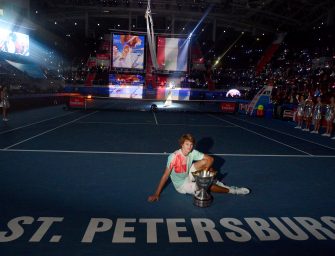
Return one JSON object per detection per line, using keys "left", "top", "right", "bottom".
{"left": 193, "top": 196, "right": 213, "bottom": 208}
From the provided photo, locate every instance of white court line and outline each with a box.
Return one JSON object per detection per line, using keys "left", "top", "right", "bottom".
{"left": 79, "top": 121, "right": 154, "bottom": 125}
{"left": 208, "top": 114, "right": 312, "bottom": 156}
{"left": 1, "top": 148, "right": 335, "bottom": 158}
{"left": 0, "top": 111, "right": 77, "bottom": 135}
{"left": 213, "top": 153, "right": 335, "bottom": 158}
{"left": 227, "top": 115, "right": 335, "bottom": 151}
{"left": 161, "top": 124, "right": 236, "bottom": 127}
{"left": 3, "top": 111, "right": 99, "bottom": 150}
{"left": 153, "top": 112, "right": 158, "bottom": 125}
{"left": 78, "top": 121, "right": 236, "bottom": 127}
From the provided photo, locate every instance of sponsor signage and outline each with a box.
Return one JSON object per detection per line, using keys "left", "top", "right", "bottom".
{"left": 221, "top": 102, "right": 236, "bottom": 113}
{"left": 69, "top": 96, "right": 85, "bottom": 107}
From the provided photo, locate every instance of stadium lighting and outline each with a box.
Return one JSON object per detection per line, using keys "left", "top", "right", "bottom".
{"left": 180, "top": 4, "right": 213, "bottom": 50}
{"left": 187, "top": 4, "right": 213, "bottom": 42}
{"left": 213, "top": 31, "right": 244, "bottom": 67}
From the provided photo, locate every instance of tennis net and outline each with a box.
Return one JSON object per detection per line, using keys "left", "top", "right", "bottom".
{"left": 65, "top": 85, "right": 239, "bottom": 113}
{"left": 70, "top": 96, "right": 234, "bottom": 113}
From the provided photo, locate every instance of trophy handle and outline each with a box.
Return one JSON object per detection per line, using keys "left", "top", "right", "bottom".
{"left": 192, "top": 169, "right": 217, "bottom": 178}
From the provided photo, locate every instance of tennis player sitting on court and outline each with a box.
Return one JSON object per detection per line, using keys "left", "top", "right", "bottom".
{"left": 147, "top": 134, "right": 250, "bottom": 202}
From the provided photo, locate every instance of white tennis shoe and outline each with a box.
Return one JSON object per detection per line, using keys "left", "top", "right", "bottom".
{"left": 215, "top": 180, "right": 250, "bottom": 195}
{"left": 229, "top": 186, "right": 250, "bottom": 195}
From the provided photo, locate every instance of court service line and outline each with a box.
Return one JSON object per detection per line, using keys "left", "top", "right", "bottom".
{"left": 79, "top": 121, "right": 154, "bottom": 125}
{"left": 77, "top": 121, "right": 236, "bottom": 127}
{"left": 226, "top": 115, "right": 335, "bottom": 151}
{"left": 212, "top": 153, "right": 335, "bottom": 158}
{"left": 3, "top": 111, "right": 99, "bottom": 150}
{"left": 208, "top": 114, "right": 312, "bottom": 156}
{"left": 152, "top": 112, "right": 158, "bottom": 125}
{"left": 0, "top": 111, "right": 77, "bottom": 135}
{"left": 161, "top": 124, "right": 236, "bottom": 127}
{"left": 1, "top": 148, "right": 335, "bottom": 158}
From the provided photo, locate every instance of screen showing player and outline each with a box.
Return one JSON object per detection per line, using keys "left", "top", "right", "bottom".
{"left": 0, "top": 28, "right": 29, "bottom": 56}
{"left": 112, "top": 34, "right": 145, "bottom": 70}
{"left": 108, "top": 74, "right": 144, "bottom": 99}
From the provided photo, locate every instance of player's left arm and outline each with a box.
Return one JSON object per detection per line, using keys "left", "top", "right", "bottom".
{"left": 201, "top": 154, "right": 214, "bottom": 171}
{"left": 192, "top": 149, "right": 214, "bottom": 171}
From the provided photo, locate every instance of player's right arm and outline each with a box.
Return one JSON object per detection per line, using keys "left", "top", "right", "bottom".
{"left": 147, "top": 167, "right": 172, "bottom": 202}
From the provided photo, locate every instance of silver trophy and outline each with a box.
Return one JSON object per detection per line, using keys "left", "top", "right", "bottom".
{"left": 192, "top": 170, "right": 217, "bottom": 208}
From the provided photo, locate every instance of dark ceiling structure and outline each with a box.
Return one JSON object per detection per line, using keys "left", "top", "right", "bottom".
{"left": 31, "top": 0, "right": 335, "bottom": 39}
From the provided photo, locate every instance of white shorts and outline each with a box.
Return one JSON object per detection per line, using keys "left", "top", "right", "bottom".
{"left": 175, "top": 164, "right": 198, "bottom": 195}
{"left": 175, "top": 177, "right": 197, "bottom": 195}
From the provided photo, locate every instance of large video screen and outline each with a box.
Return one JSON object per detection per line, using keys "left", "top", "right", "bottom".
{"left": 108, "top": 74, "right": 144, "bottom": 98}
{"left": 0, "top": 29, "right": 29, "bottom": 56}
{"left": 157, "top": 37, "right": 189, "bottom": 72}
{"left": 112, "top": 34, "right": 145, "bottom": 69}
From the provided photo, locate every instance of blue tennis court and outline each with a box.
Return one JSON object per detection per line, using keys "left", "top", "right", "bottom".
{"left": 0, "top": 105, "right": 334, "bottom": 255}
